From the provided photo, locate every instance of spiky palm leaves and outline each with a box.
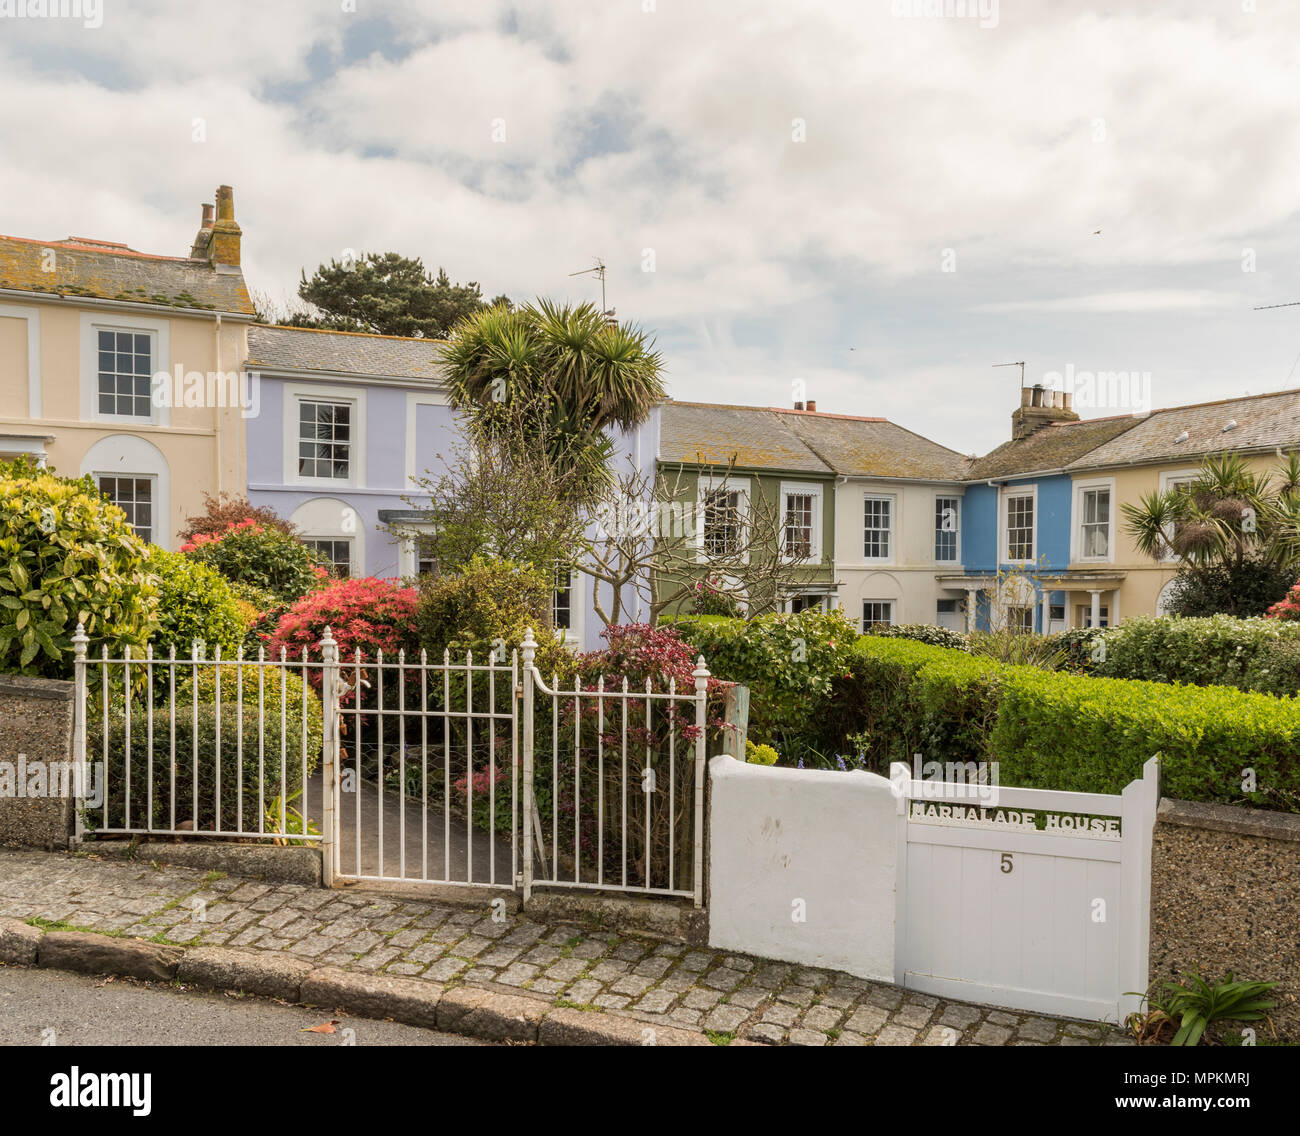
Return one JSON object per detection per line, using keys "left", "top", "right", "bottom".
{"left": 1121, "top": 452, "right": 1293, "bottom": 567}
{"left": 441, "top": 300, "right": 666, "bottom": 505}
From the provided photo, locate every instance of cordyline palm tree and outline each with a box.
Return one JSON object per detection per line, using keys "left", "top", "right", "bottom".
{"left": 1122, "top": 452, "right": 1297, "bottom": 568}
{"left": 441, "top": 299, "right": 666, "bottom": 503}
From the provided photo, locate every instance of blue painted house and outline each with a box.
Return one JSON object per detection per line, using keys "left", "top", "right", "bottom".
{"left": 242, "top": 324, "right": 657, "bottom": 651}
{"left": 945, "top": 386, "right": 1139, "bottom": 632}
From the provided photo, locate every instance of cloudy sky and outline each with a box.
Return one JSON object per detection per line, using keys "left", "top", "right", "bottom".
{"left": 3, "top": 0, "right": 1300, "bottom": 455}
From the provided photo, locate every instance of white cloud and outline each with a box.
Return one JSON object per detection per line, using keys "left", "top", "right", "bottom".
{"left": 2, "top": 0, "right": 1300, "bottom": 455}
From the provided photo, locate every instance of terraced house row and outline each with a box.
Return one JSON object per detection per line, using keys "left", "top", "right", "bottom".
{"left": 4, "top": 185, "right": 1299, "bottom": 641}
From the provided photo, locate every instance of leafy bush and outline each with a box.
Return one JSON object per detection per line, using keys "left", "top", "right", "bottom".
{"left": 990, "top": 666, "right": 1300, "bottom": 805}
{"left": 1053, "top": 627, "right": 1105, "bottom": 673}
{"left": 181, "top": 519, "right": 327, "bottom": 602}
{"left": 1089, "top": 615, "right": 1300, "bottom": 696}
{"left": 1163, "top": 558, "right": 1295, "bottom": 618}
{"left": 143, "top": 546, "right": 247, "bottom": 659}
{"left": 844, "top": 635, "right": 1300, "bottom": 810}
{"left": 1129, "top": 972, "right": 1278, "bottom": 1047}
{"left": 0, "top": 466, "right": 156, "bottom": 676}
{"left": 179, "top": 491, "right": 298, "bottom": 543}
{"left": 226, "top": 579, "right": 283, "bottom": 652}
{"left": 416, "top": 555, "right": 569, "bottom": 678}
{"left": 1265, "top": 578, "right": 1300, "bottom": 621}
{"left": 689, "top": 575, "right": 744, "bottom": 618}
{"left": 830, "top": 636, "right": 1005, "bottom": 772}
{"left": 266, "top": 576, "right": 420, "bottom": 675}
{"left": 867, "top": 622, "right": 970, "bottom": 651}
{"left": 88, "top": 664, "right": 323, "bottom": 833}
{"left": 671, "top": 608, "right": 858, "bottom": 758}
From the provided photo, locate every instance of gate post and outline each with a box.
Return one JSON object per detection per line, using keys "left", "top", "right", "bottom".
{"left": 520, "top": 628, "right": 536, "bottom": 901}
{"left": 320, "top": 627, "right": 339, "bottom": 888}
{"left": 71, "top": 622, "right": 89, "bottom": 848}
{"left": 692, "top": 654, "right": 711, "bottom": 908}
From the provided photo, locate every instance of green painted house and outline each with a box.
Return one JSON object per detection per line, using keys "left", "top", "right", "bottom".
{"left": 655, "top": 400, "right": 838, "bottom": 617}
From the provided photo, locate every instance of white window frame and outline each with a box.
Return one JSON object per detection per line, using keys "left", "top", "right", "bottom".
{"left": 1000, "top": 484, "right": 1038, "bottom": 565}
{"left": 862, "top": 493, "right": 895, "bottom": 563}
{"left": 862, "top": 599, "right": 895, "bottom": 630}
{"left": 283, "top": 382, "right": 366, "bottom": 489}
{"left": 79, "top": 313, "right": 170, "bottom": 427}
{"left": 96, "top": 471, "right": 158, "bottom": 545}
{"left": 934, "top": 493, "right": 961, "bottom": 565}
{"left": 1158, "top": 468, "right": 1199, "bottom": 562}
{"left": 303, "top": 536, "right": 355, "bottom": 578}
{"left": 696, "top": 474, "right": 750, "bottom": 563}
{"left": 779, "top": 481, "right": 823, "bottom": 562}
{"left": 1072, "top": 477, "right": 1116, "bottom": 564}
{"left": 552, "top": 565, "right": 585, "bottom": 650}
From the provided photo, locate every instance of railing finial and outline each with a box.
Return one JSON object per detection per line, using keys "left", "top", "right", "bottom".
{"left": 521, "top": 627, "right": 537, "bottom": 669}
{"left": 72, "top": 621, "right": 88, "bottom": 661}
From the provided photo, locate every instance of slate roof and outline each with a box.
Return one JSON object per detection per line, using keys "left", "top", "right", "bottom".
{"left": 0, "top": 234, "right": 253, "bottom": 315}
{"left": 659, "top": 401, "right": 968, "bottom": 480}
{"left": 246, "top": 324, "right": 447, "bottom": 382}
{"left": 1066, "top": 389, "right": 1300, "bottom": 470}
{"left": 966, "top": 416, "right": 1142, "bottom": 480}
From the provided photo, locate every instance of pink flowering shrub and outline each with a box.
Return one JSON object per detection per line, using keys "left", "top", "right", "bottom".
{"left": 689, "top": 574, "right": 743, "bottom": 617}
{"left": 265, "top": 576, "right": 420, "bottom": 699}
{"left": 1265, "top": 580, "right": 1300, "bottom": 621}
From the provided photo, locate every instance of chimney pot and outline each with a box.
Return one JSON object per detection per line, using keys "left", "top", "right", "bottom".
{"left": 201, "top": 203, "right": 214, "bottom": 228}
{"left": 806, "top": 400, "right": 817, "bottom": 412}
{"left": 209, "top": 184, "right": 242, "bottom": 269}
{"left": 793, "top": 401, "right": 804, "bottom": 411}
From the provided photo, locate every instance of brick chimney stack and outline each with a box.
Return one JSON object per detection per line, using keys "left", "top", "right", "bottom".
{"left": 210, "top": 185, "right": 242, "bottom": 270}
{"left": 1012, "top": 384, "right": 1078, "bottom": 440}
{"left": 189, "top": 200, "right": 215, "bottom": 260}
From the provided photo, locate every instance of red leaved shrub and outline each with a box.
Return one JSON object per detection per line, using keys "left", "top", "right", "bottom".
{"left": 265, "top": 576, "right": 421, "bottom": 684}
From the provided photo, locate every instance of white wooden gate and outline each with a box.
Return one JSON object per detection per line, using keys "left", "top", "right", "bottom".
{"left": 891, "top": 756, "right": 1159, "bottom": 1023}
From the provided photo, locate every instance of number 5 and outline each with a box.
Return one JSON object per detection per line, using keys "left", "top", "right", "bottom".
{"left": 1000, "top": 853, "right": 1013, "bottom": 874}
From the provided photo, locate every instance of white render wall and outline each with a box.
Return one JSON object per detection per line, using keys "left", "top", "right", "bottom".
{"left": 832, "top": 478, "right": 967, "bottom": 630}
{"left": 708, "top": 755, "right": 897, "bottom": 980}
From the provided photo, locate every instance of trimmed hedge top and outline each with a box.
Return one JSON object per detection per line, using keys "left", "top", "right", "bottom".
{"left": 844, "top": 634, "right": 1299, "bottom": 811}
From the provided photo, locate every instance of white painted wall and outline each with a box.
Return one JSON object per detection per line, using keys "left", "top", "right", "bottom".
{"left": 708, "top": 755, "right": 897, "bottom": 980}
{"left": 833, "top": 478, "right": 967, "bottom": 630}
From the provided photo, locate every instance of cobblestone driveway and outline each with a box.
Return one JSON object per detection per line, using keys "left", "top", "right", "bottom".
{"left": 0, "top": 849, "right": 1133, "bottom": 1046}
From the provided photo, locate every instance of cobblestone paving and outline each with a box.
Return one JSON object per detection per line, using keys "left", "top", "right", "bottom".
{"left": 0, "top": 850, "right": 1134, "bottom": 1046}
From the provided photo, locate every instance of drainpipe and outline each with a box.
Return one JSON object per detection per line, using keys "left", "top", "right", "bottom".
{"left": 214, "top": 313, "right": 224, "bottom": 497}
{"left": 985, "top": 479, "right": 1002, "bottom": 630}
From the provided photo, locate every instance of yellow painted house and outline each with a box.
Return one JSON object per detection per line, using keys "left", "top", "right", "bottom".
{"left": 0, "top": 186, "right": 254, "bottom": 549}
{"left": 1064, "top": 389, "right": 1300, "bottom": 620}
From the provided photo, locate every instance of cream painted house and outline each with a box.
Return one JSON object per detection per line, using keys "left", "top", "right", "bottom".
{"left": 1064, "top": 389, "right": 1300, "bottom": 620}
{"left": 776, "top": 411, "right": 972, "bottom": 631}
{"left": 0, "top": 185, "right": 254, "bottom": 548}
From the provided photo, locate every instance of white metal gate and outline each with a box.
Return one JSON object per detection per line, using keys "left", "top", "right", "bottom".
{"left": 74, "top": 622, "right": 713, "bottom": 906}
{"left": 891, "top": 756, "right": 1159, "bottom": 1022}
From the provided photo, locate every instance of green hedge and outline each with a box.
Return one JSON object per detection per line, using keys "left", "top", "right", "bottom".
{"left": 848, "top": 635, "right": 1300, "bottom": 810}
{"left": 1088, "top": 615, "right": 1300, "bottom": 696}
{"left": 990, "top": 667, "right": 1300, "bottom": 804}
{"left": 670, "top": 609, "right": 858, "bottom": 756}
{"left": 87, "top": 667, "right": 323, "bottom": 834}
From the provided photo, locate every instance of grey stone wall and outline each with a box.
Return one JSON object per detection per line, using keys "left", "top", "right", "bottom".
{"left": 0, "top": 675, "right": 76, "bottom": 850}
{"left": 1150, "top": 798, "right": 1300, "bottom": 1041}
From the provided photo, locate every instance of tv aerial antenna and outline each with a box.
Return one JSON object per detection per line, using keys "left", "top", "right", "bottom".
{"left": 993, "top": 360, "right": 1027, "bottom": 387}
{"left": 569, "top": 257, "right": 608, "bottom": 313}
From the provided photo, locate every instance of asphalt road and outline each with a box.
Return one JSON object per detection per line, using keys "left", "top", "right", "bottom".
{"left": 0, "top": 965, "right": 489, "bottom": 1047}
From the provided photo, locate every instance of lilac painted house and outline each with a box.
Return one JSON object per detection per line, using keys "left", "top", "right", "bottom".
{"left": 242, "top": 324, "right": 656, "bottom": 652}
